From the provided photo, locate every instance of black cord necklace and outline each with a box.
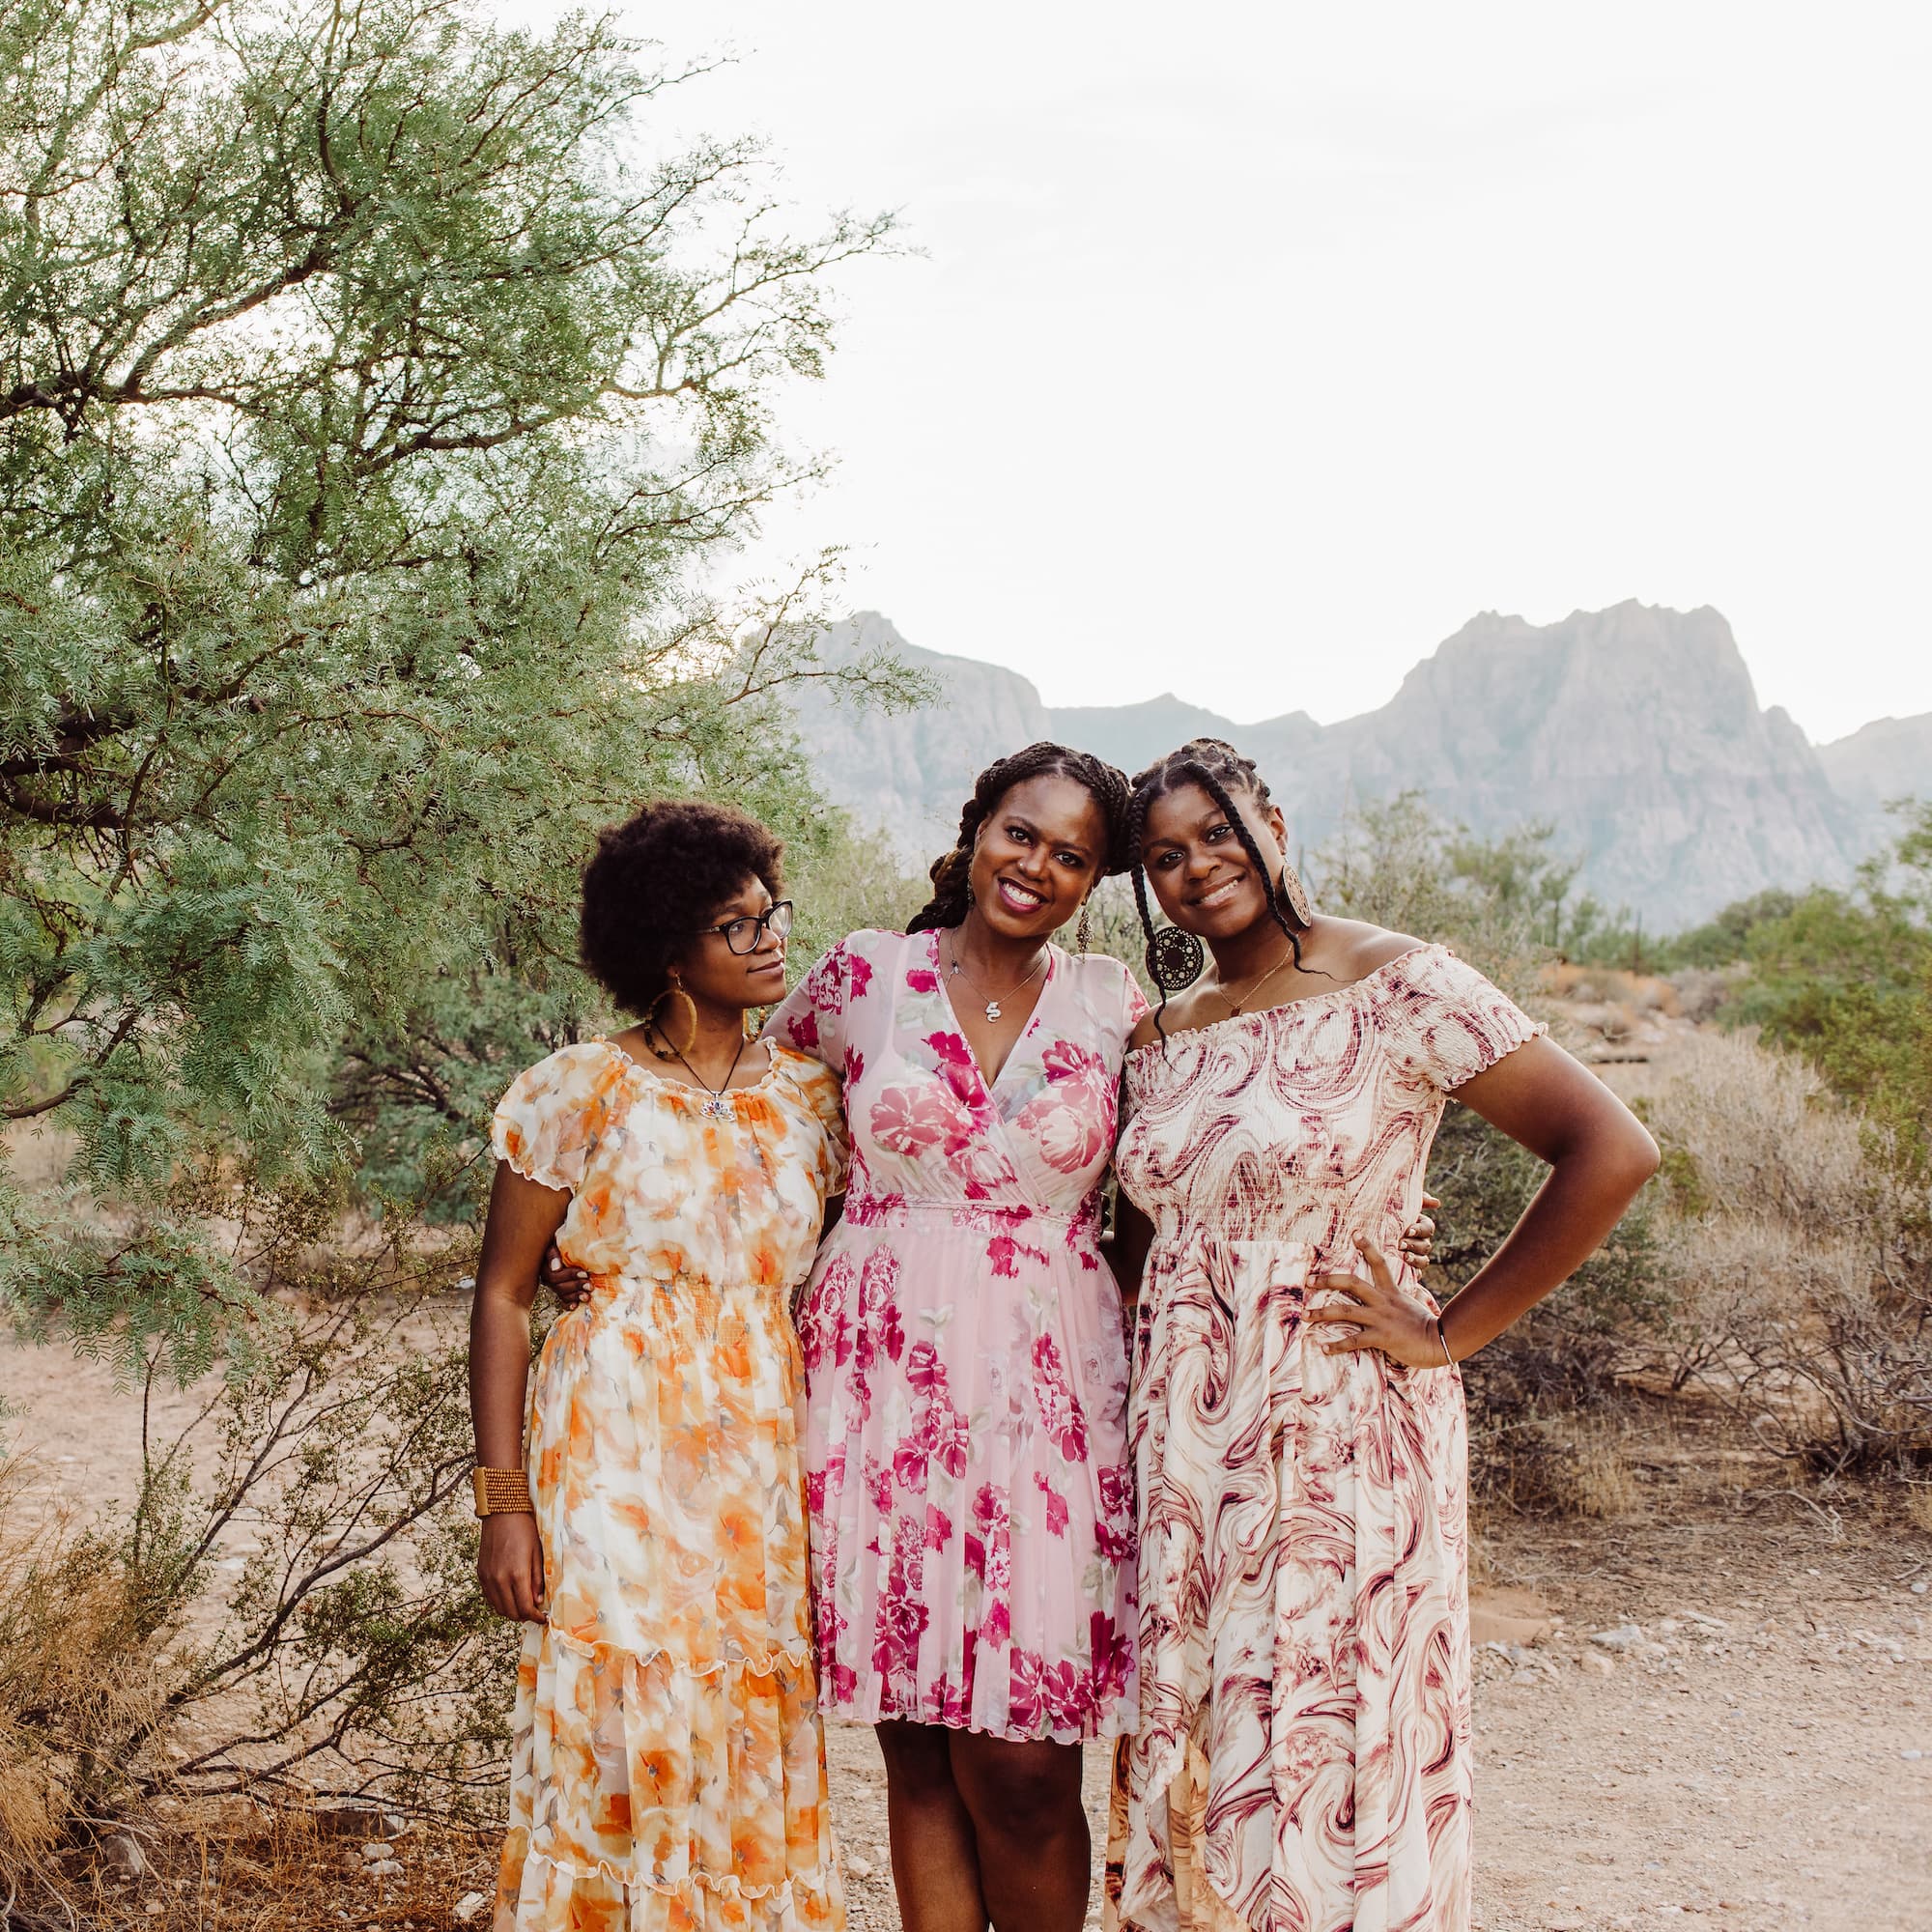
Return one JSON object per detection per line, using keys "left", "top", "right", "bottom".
{"left": 651, "top": 1027, "right": 748, "bottom": 1119}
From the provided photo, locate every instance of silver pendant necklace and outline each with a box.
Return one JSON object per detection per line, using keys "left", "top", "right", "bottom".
{"left": 945, "top": 932, "right": 1048, "bottom": 1023}
{"left": 656, "top": 1031, "right": 748, "bottom": 1118}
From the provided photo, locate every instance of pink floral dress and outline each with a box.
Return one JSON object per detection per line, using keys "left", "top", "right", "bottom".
{"left": 768, "top": 928, "right": 1147, "bottom": 1742}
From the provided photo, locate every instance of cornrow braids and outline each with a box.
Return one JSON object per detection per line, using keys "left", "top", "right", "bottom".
{"left": 906, "top": 741, "right": 1132, "bottom": 934}
{"left": 1126, "top": 736, "right": 1319, "bottom": 1038}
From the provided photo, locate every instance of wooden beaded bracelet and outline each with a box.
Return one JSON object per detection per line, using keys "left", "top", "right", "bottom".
{"left": 472, "top": 1466, "right": 534, "bottom": 1518}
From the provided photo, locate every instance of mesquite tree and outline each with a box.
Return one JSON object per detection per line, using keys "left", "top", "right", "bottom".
{"left": 0, "top": 0, "right": 909, "bottom": 1374}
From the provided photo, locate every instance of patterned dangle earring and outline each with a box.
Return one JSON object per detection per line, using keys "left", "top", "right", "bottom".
{"left": 1145, "top": 923, "right": 1205, "bottom": 993}
{"left": 1076, "top": 895, "right": 1093, "bottom": 954}
{"left": 1277, "top": 860, "right": 1313, "bottom": 926}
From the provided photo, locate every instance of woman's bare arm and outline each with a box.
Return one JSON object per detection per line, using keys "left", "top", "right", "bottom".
{"left": 469, "top": 1162, "right": 571, "bottom": 1621}
{"left": 1107, "top": 1190, "right": 1156, "bottom": 1326}
{"left": 1436, "top": 1037, "right": 1660, "bottom": 1357}
{"left": 1310, "top": 1037, "right": 1659, "bottom": 1367}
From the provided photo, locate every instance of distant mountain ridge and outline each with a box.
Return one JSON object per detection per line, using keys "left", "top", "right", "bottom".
{"left": 781, "top": 604, "right": 1928, "bottom": 928}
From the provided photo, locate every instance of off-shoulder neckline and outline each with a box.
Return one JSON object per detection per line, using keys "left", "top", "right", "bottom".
{"left": 1125, "top": 942, "right": 1442, "bottom": 1062}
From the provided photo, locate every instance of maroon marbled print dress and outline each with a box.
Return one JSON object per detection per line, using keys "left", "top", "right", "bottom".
{"left": 1104, "top": 946, "right": 1544, "bottom": 1932}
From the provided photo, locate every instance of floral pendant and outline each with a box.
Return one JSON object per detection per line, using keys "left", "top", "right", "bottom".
{"left": 703, "top": 1094, "right": 732, "bottom": 1120}
{"left": 984, "top": 1000, "right": 1002, "bottom": 1021}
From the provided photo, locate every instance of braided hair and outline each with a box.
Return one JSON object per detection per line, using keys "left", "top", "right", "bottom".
{"left": 906, "top": 741, "right": 1133, "bottom": 934}
{"left": 1126, "top": 737, "right": 1318, "bottom": 1035}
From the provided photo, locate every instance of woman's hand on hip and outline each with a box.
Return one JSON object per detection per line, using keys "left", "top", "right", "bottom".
{"left": 1306, "top": 1235, "right": 1447, "bottom": 1370}
{"left": 478, "top": 1513, "right": 547, "bottom": 1623}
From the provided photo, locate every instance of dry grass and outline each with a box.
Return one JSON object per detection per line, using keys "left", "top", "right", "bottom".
{"left": 1907, "top": 1483, "right": 1932, "bottom": 1536}
{"left": 1639, "top": 1029, "right": 1931, "bottom": 1474}
{"left": 35, "top": 1799, "right": 499, "bottom": 1931}
{"left": 1540, "top": 961, "right": 1681, "bottom": 1016}
{"left": 0, "top": 1461, "right": 170, "bottom": 1916}
{"left": 1642, "top": 1028, "right": 1871, "bottom": 1228}
{"left": 1478, "top": 1407, "right": 1643, "bottom": 1520}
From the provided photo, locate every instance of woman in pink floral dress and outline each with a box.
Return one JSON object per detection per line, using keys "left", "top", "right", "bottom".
{"left": 1104, "top": 740, "right": 1661, "bottom": 1932}
{"left": 770, "top": 743, "right": 1142, "bottom": 1932}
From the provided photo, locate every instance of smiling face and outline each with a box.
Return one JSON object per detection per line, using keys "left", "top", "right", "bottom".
{"left": 673, "top": 873, "right": 790, "bottom": 1011}
{"left": 965, "top": 772, "right": 1109, "bottom": 940}
{"left": 1139, "top": 778, "right": 1291, "bottom": 940}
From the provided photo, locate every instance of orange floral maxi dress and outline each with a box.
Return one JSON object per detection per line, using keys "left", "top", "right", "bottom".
{"left": 1104, "top": 947, "right": 1545, "bottom": 1932}
{"left": 489, "top": 1039, "right": 849, "bottom": 1932}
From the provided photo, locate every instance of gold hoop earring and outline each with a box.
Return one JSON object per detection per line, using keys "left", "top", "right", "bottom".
{"left": 645, "top": 972, "right": 698, "bottom": 1060}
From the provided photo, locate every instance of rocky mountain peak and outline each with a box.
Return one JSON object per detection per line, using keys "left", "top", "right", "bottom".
{"left": 781, "top": 604, "right": 1923, "bottom": 928}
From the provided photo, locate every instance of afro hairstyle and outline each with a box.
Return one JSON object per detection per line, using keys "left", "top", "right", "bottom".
{"left": 579, "top": 799, "right": 785, "bottom": 1016}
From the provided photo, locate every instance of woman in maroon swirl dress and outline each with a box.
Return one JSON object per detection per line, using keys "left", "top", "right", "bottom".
{"left": 1104, "top": 739, "right": 1659, "bottom": 1932}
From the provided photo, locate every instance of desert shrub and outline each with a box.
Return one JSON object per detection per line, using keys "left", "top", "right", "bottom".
{"left": 1646, "top": 808, "right": 1932, "bottom": 1228}
{"left": 1670, "top": 962, "right": 1750, "bottom": 1025}
{"left": 1659, "top": 888, "right": 1804, "bottom": 971}
{"left": 1311, "top": 792, "right": 1557, "bottom": 988}
{"left": 1732, "top": 855, "right": 1932, "bottom": 1223}
{"left": 789, "top": 814, "right": 933, "bottom": 961}
{"left": 158, "top": 1337, "right": 514, "bottom": 1808}
{"left": 1476, "top": 1408, "right": 1641, "bottom": 1520}
{"left": 0, "top": 1466, "right": 168, "bottom": 1903}
{"left": 1639, "top": 1030, "right": 1931, "bottom": 1474}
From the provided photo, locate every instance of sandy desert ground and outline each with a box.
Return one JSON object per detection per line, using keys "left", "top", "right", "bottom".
{"left": 5, "top": 1335, "right": 1928, "bottom": 1932}
{"left": 6, "top": 980, "right": 1927, "bottom": 1930}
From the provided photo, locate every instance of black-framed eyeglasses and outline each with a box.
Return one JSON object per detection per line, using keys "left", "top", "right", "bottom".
{"left": 696, "top": 899, "right": 794, "bottom": 953}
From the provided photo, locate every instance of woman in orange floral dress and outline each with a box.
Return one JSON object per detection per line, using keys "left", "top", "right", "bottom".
{"left": 469, "top": 801, "right": 848, "bottom": 1932}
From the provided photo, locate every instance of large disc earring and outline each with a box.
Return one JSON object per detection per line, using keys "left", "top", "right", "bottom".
{"left": 1278, "top": 860, "right": 1313, "bottom": 926}
{"left": 645, "top": 971, "right": 698, "bottom": 1060}
{"left": 1145, "top": 924, "right": 1205, "bottom": 993}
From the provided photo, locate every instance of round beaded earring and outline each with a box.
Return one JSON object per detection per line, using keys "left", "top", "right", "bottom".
{"left": 1145, "top": 923, "right": 1205, "bottom": 993}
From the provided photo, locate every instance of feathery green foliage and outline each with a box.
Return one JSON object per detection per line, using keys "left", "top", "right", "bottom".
{"left": 0, "top": 0, "right": 915, "bottom": 1373}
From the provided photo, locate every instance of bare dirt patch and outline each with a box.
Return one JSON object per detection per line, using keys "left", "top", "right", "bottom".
{"left": 8, "top": 1342, "right": 1928, "bottom": 1932}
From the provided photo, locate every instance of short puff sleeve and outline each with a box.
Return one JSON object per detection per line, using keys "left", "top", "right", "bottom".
{"left": 763, "top": 931, "right": 881, "bottom": 1079}
{"left": 1378, "top": 945, "right": 1547, "bottom": 1093}
{"left": 1069, "top": 951, "right": 1149, "bottom": 1059}
{"left": 780, "top": 1049, "right": 851, "bottom": 1199}
{"left": 1121, "top": 959, "right": 1151, "bottom": 1041}
{"left": 490, "top": 1042, "right": 617, "bottom": 1193}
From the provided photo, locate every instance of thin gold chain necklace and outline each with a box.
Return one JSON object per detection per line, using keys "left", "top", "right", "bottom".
{"left": 1217, "top": 944, "right": 1296, "bottom": 1016}
{"left": 945, "top": 932, "right": 1048, "bottom": 1023}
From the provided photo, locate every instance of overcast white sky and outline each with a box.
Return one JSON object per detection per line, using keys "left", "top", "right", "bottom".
{"left": 534, "top": 1, "right": 1931, "bottom": 743}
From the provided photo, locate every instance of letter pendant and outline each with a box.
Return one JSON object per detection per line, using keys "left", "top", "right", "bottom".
{"left": 984, "top": 1000, "right": 1002, "bottom": 1022}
